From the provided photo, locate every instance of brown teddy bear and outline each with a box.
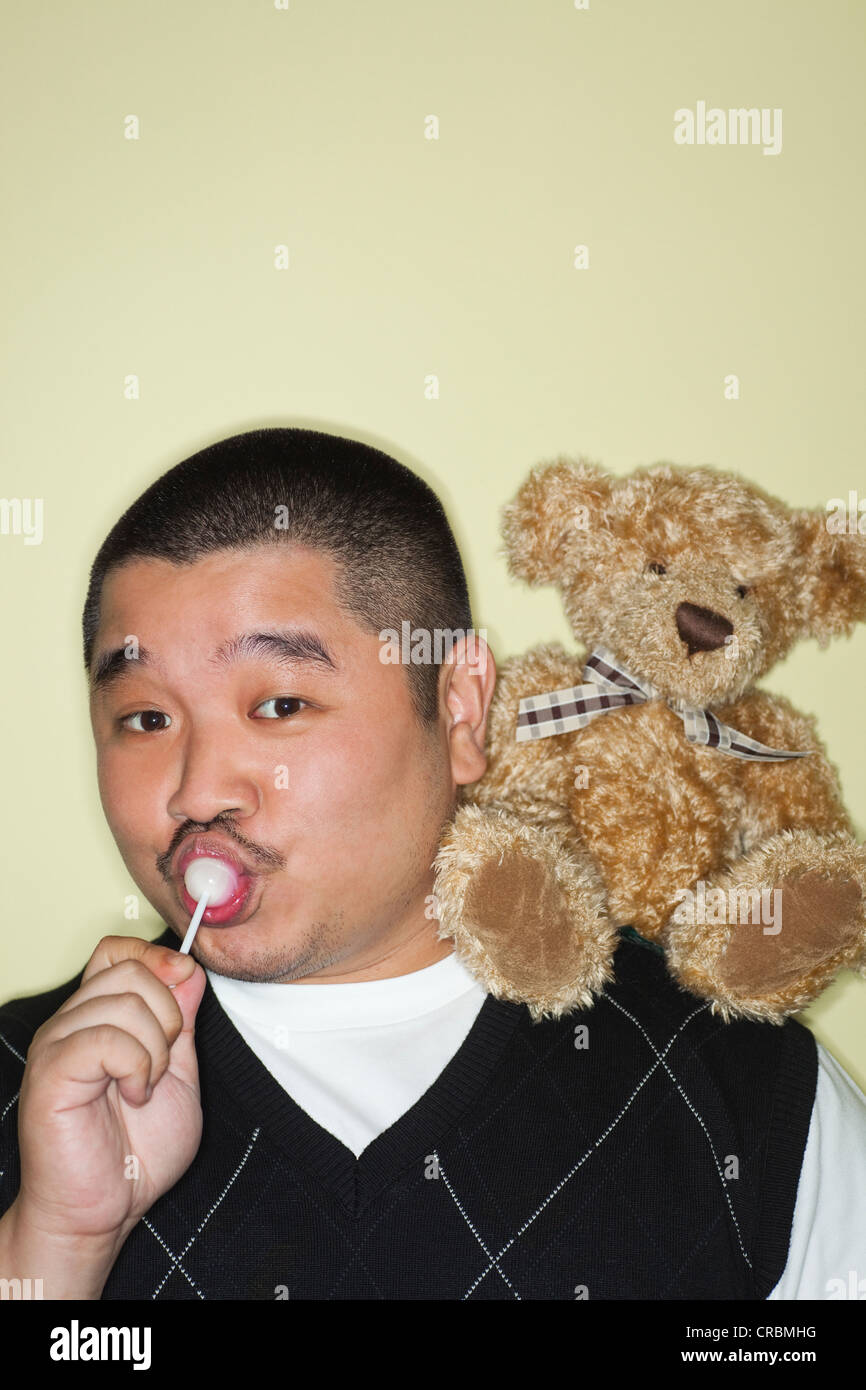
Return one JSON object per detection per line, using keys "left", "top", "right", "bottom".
{"left": 433, "top": 455, "right": 866, "bottom": 1024}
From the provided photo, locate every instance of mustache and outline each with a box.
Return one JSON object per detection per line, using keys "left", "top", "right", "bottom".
{"left": 156, "top": 811, "right": 287, "bottom": 880}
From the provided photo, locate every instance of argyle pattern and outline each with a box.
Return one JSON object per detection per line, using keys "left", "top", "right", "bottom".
{"left": 0, "top": 933, "right": 816, "bottom": 1301}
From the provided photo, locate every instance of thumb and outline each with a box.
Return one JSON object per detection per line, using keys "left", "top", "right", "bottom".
{"left": 166, "top": 962, "right": 207, "bottom": 1091}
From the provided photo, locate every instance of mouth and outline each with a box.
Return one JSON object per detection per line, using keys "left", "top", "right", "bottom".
{"left": 173, "top": 834, "right": 260, "bottom": 927}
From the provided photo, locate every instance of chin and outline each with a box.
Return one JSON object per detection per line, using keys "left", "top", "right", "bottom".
{"left": 190, "top": 917, "right": 349, "bottom": 984}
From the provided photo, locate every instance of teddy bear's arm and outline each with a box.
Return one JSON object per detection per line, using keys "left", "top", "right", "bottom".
{"left": 717, "top": 689, "right": 854, "bottom": 851}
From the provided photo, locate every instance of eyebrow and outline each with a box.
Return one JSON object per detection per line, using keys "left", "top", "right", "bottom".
{"left": 89, "top": 628, "right": 339, "bottom": 694}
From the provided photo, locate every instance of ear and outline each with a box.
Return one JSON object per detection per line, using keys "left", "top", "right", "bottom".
{"left": 501, "top": 456, "right": 614, "bottom": 587}
{"left": 790, "top": 508, "right": 866, "bottom": 644}
{"left": 439, "top": 633, "right": 497, "bottom": 787}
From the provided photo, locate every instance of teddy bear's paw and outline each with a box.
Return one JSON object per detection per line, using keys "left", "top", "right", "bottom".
{"left": 433, "top": 804, "right": 616, "bottom": 1021}
{"left": 714, "top": 870, "right": 863, "bottom": 1009}
{"left": 665, "top": 830, "right": 866, "bottom": 1023}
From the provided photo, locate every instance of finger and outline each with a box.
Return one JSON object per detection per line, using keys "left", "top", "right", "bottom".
{"left": 35, "top": 994, "right": 171, "bottom": 1094}
{"left": 81, "top": 936, "right": 195, "bottom": 990}
{"left": 54, "top": 958, "right": 184, "bottom": 1048}
{"left": 162, "top": 963, "right": 207, "bottom": 1094}
{"left": 30, "top": 1024, "right": 155, "bottom": 1109}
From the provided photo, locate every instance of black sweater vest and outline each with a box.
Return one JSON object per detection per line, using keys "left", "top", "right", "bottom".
{"left": 0, "top": 931, "right": 816, "bottom": 1300}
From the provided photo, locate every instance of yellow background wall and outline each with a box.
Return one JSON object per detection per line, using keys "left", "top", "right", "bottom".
{"left": 2, "top": 1, "right": 864, "bottom": 1086}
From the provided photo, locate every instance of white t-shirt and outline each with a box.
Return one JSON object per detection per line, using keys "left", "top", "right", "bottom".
{"left": 207, "top": 952, "right": 866, "bottom": 1300}
{"left": 767, "top": 1043, "right": 866, "bottom": 1300}
{"left": 208, "top": 950, "right": 486, "bottom": 1160}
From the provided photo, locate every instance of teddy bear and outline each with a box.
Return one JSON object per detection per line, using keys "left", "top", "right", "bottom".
{"left": 433, "top": 455, "right": 866, "bottom": 1024}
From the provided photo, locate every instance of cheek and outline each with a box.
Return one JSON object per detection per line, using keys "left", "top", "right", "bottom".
{"left": 96, "top": 747, "right": 165, "bottom": 848}
{"left": 267, "top": 716, "right": 440, "bottom": 835}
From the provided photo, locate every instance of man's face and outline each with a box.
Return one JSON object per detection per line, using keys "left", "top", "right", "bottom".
{"left": 88, "top": 544, "right": 469, "bottom": 982}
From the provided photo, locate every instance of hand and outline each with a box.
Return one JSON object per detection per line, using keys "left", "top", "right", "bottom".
{"left": 13, "top": 936, "right": 205, "bottom": 1251}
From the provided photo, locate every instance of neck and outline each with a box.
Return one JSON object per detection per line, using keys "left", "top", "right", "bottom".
{"left": 287, "top": 920, "right": 455, "bottom": 984}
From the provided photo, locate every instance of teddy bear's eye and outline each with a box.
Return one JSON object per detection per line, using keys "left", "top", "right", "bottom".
{"left": 736, "top": 584, "right": 749, "bottom": 598}
{"left": 647, "top": 562, "right": 666, "bottom": 575}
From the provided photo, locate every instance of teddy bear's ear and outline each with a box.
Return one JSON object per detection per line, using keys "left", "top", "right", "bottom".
{"left": 790, "top": 507, "right": 866, "bottom": 644}
{"left": 502, "top": 457, "right": 613, "bottom": 587}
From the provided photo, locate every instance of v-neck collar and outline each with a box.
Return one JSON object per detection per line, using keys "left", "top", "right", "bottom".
{"left": 159, "top": 929, "right": 525, "bottom": 1215}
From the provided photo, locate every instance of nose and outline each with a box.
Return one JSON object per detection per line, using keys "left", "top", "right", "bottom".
{"left": 166, "top": 729, "right": 263, "bottom": 824}
{"left": 675, "top": 601, "right": 734, "bottom": 656}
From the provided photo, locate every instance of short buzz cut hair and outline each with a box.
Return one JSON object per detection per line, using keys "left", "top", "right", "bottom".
{"left": 82, "top": 427, "right": 473, "bottom": 723}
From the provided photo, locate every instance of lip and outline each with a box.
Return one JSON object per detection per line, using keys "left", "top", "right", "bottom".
{"left": 173, "top": 834, "right": 259, "bottom": 927}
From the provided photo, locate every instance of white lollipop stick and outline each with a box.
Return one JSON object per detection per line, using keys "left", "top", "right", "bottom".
{"left": 180, "top": 889, "right": 211, "bottom": 955}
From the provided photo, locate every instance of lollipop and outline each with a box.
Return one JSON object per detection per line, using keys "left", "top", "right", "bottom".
{"left": 179, "top": 857, "right": 241, "bottom": 954}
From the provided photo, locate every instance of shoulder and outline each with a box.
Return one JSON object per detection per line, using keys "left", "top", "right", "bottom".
{"left": 521, "top": 931, "right": 818, "bottom": 1123}
{"left": 539, "top": 932, "right": 819, "bottom": 1296}
{"left": 0, "top": 969, "right": 87, "bottom": 1072}
{"left": 768, "top": 1041, "right": 866, "bottom": 1299}
{"left": 606, "top": 931, "right": 817, "bottom": 1058}
{"left": 0, "top": 932, "right": 177, "bottom": 1212}
{"left": 0, "top": 927, "right": 177, "bottom": 1072}
{"left": 0, "top": 963, "right": 89, "bottom": 1220}
{"left": 617, "top": 934, "right": 818, "bottom": 1124}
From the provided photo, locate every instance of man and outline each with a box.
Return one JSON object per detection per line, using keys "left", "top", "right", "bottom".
{"left": 1, "top": 426, "right": 864, "bottom": 1300}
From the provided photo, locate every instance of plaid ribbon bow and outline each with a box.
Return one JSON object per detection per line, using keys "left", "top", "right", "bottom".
{"left": 515, "top": 644, "right": 812, "bottom": 761}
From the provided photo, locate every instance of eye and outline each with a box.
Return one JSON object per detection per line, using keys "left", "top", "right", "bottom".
{"left": 736, "top": 584, "right": 749, "bottom": 598}
{"left": 121, "top": 710, "right": 171, "bottom": 733}
{"left": 646, "top": 561, "right": 666, "bottom": 575}
{"left": 252, "top": 697, "right": 308, "bottom": 719}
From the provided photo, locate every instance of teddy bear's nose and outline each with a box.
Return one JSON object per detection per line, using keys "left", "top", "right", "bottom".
{"left": 675, "top": 602, "right": 734, "bottom": 656}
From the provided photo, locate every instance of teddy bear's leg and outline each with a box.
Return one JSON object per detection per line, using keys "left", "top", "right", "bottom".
{"left": 664, "top": 828, "right": 866, "bottom": 1023}
{"left": 433, "top": 800, "right": 617, "bottom": 1021}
